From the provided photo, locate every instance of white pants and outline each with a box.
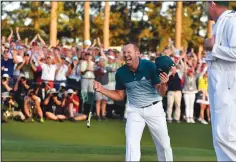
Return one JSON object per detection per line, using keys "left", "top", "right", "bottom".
{"left": 125, "top": 102, "right": 173, "bottom": 161}
{"left": 208, "top": 60, "right": 236, "bottom": 161}
{"left": 183, "top": 93, "right": 196, "bottom": 118}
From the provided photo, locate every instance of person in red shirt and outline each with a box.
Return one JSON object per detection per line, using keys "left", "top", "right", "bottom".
{"left": 62, "top": 89, "right": 87, "bottom": 121}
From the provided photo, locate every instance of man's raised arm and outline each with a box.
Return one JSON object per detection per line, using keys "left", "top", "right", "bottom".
{"left": 94, "top": 81, "right": 125, "bottom": 101}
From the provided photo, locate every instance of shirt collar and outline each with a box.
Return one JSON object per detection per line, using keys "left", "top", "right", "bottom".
{"left": 136, "top": 58, "right": 143, "bottom": 72}
{"left": 216, "top": 10, "right": 232, "bottom": 23}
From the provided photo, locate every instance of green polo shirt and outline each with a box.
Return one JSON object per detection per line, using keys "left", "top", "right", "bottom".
{"left": 115, "top": 59, "right": 162, "bottom": 108}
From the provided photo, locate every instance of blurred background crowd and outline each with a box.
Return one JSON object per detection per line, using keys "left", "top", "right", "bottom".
{"left": 2, "top": 28, "right": 210, "bottom": 125}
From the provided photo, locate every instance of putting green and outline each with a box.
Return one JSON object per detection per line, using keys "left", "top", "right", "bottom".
{"left": 2, "top": 119, "right": 216, "bottom": 161}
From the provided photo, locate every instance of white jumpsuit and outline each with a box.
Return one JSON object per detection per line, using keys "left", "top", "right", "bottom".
{"left": 207, "top": 10, "right": 236, "bottom": 161}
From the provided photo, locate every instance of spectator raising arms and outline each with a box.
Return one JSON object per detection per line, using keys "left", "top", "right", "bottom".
{"left": 80, "top": 52, "right": 95, "bottom": 94}
{"left": 166, "top": 65, "right": 183, "bottom": 123}
{"left": 37, "top": 50, "right": 61, "bottom": 88}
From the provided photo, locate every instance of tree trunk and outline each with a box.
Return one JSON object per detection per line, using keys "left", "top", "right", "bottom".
{"left": 50, "top": 2, "right": 58, "bottom": 47}
{"left": 175, "top": 1, "right": 182, "bottom": 49}
{"left": 103, "top": 2, "right": 110, "bottom": 49}
{"left": 33, "top": 2, "right": 39, "bottom": 31}
{"left": 84, "top": 2, "right": 90, "bottom": 42}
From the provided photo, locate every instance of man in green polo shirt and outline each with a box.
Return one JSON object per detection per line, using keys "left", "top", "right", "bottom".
{"left": 94, "top": 43, "right": 173, "bottom": 161}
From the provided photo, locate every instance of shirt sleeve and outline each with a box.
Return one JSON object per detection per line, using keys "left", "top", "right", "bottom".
{"left": 40, "top": 63, "right": 46, "bottom": 69}
{"left": 115, "top": 71, "right": 125, "bottom": 90}
{"left": 149, "top": 62, "right": 161, "bottom": 85}
{"left": 212, "top": 18, "right": 236, "bottom": 62}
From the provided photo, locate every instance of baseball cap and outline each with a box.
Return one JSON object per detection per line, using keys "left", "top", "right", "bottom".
{"left": 99, "top": 56, "right": 106, "bottom": 61}
{"left": 188, "top": 68, "right": 194, "bottom": 73}
{"left": 60, "top": 55, "right": 66, "bottom": 59}
{"left": 214, "top": 1, "right": 229, "bottom": 7}
{"left": 72, "top": 56, "right": 78, "bottom": 60}
{"left": 20, "top": 73, "right": 25, "bottom": 78}
{"left": 65, "top": 57, "right": 72, "bottom": 64}
{"left": 67, "top": 89, "right": 75, "bottom": 94}
{"left": 60, "top": 83, "right": 66, "bottom": 87}
{"left": 32, "top": 41, "right": 38, "bottom": 46}
{"left": 24, "top": 52, "right": 30, "bottom": 57}
{"left": 3, "top": 74, "right": 10, "bottom": 78}
{"left": 50, "top": 88, "right": 57, "bottom": 94}
{"left": 108, "top": 55, "right": 115, "bottom": 60}
{"left": 155, "top": 56, "right": 175, "bottom": 76}
{"left": 16, "top": 46, "right": 24, "bottom": 50}
{"left": 95, "top": 56, "right": 100, "bottom": 63}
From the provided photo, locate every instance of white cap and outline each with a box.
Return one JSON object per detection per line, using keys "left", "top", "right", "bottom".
{"left": 108, "top": 55, "right": 115, "bottom": 60}
{"left": 84, "top": 40, "right": 91, "bottom": 46}
{"left": 150, "top": 53, "right": 156, "bottom": 57}
{"left": 3, "top": 74, "right": 10, "bottom": 78}
{"left": 99, "top": 56, "right": 106, "bottom": 61}
{"left": 20, "top": 73, "right": 25, "bottom": 77}
{"left": 95, "top": 57, "right": 100, "bottom": 63}
{"left": 67, "top": 89, "right": 75, "bottom": 94}
{"left": 65, "top": 57, "right": 72, "bottom": 64}
{"left": 60, "top": 83, "right": 66, "bottom": 87}
{"left": 50, "top": 88, "right": 57, "bottom": 93}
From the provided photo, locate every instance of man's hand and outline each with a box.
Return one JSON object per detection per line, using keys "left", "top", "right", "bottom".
{"left": 204, "top": 36, "right": 215, "bottom": 51}
{"left": 94, "top": 81, "right": 102, "bottom": 92}
{"left": 2, "top": 80, "right": 7, "bottom": 86}
{"left": 2, "top": 66, "right": 5, "bottom": 71}
{"left": 8, "top": 98, "right": 14, "bottom": 105}
{"left": 21, "top": 79, "right": 27, "bottom": 86}
{"left": 159, "top": 72, "right": 169, "bottom": 85}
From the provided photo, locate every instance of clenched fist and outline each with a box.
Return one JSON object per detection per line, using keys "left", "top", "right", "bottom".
{"left": 159, "top": 72, "right": 169, "bottom": 85}
{"left": 94, "top": 81, "right": 102, "bottom": 92}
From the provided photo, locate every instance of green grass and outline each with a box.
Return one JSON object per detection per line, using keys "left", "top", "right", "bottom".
{"left": 2, "top": 119, "right": 216, "bottom": 161}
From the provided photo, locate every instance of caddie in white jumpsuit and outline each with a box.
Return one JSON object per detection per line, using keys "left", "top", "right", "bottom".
{"left": 94, "top": 43, "right": 173, "bottom": 161}
{"left": 205, "top": 1, "right": 236, "bottom": 161}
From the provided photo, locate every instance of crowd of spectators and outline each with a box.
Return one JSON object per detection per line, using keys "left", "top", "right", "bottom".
{"left": 1, "top": 28, "right": 210, "bottom": 125}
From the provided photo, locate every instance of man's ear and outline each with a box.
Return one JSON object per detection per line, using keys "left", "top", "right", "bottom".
{"left": 136, "top": 51, "right": 140, "bottom": 57}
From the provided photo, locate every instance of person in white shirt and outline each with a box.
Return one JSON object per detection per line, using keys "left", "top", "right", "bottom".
{"left": 80, "top": 53, "right": 95, "bottom": 93}
{"left": 54, "top": 56, "right": 68, "bottom": 90}
{"left": 37, "top": 52, "right": 61, "bottom": 88}
{"left": 204, "top": 1, "right": 236, "bottom": 161}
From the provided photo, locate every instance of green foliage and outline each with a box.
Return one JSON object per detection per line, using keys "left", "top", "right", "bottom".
{"left": 2, "top": 2, "right": 207, "bottom": 52}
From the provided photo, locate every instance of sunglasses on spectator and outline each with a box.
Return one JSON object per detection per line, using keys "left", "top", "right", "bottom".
{"left": 85, "top": 53, "right": 91, "bottom": 56}
{"left": 24, "top": 54, "right": 30, "bottom": 57}
{"left": 4, "top": 50, "right": 9, "bottom": 53}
